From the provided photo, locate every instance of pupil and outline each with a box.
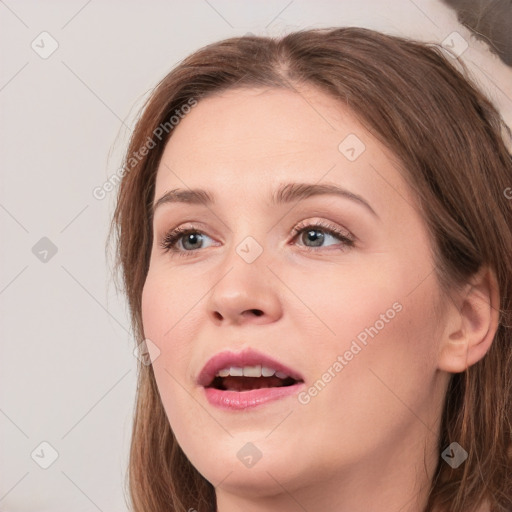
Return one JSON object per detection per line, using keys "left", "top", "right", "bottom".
{"left": 305, "top": 229, "right": 324, "bottom": 247}
{"left": 184, "top": 233, "right": 202, "bottom": 250}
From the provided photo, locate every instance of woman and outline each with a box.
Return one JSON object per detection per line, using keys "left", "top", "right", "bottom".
{"left": 110, "top": 27, "right": 512, "bottom": 512}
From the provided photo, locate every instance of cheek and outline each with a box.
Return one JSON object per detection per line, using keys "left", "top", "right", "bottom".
{"left": 141, "top": 267, "right": 202, "bottom": 363}
{"left": 140, "top": 271, "right": 204, "bottom": 435}
{"left": 291, "top": 256, "right": 442, "bottom": 425}
{"left": 283, "top": 256, "right": 429, "bottom": 361}
{"left": 140, "top": 269, "right": 199, "bottom": 412}
{"left": 298, "top": 275, "right": 441, "bottom": 446}
{"left": 140, "top": 261, "right": 220, "bottom": 352}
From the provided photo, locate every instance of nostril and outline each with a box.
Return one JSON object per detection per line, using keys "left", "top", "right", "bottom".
{"left": 213, "top": 309, "right": 264, "bottom": 321}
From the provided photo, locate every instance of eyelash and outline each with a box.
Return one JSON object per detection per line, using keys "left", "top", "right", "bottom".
{"left": 158, "top": 221, "right": 355, "bottom": 257}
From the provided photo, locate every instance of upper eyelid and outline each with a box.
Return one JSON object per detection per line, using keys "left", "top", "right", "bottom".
{"left": 294, "top": 219, "right": 353, "bottom": 236}
{"left": 158, "top": 219, "right": 352, "bottom": 240}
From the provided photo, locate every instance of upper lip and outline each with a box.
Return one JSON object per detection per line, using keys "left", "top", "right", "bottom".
{"left": 197, "top": 348, "right": 304, "bottom": 387}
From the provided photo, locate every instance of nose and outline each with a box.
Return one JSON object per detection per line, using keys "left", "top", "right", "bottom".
{"left": 206, "top": 248, "right": 283, "bottom": 326}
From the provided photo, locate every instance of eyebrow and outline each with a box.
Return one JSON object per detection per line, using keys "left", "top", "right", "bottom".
{"left": 152, "top": 182, "right": 378, "bottom": 218}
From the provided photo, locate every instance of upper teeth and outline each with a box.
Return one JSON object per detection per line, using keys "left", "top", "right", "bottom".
{"left": 216, "top": 365, "right": 290, "bottom": 379}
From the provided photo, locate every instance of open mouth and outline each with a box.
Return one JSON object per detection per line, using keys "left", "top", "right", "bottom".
{"left": 198, "top": 349, "right": 305, "bottom": 409}
{"left": 208, "top": 366, "right": 300, "bottom": 392}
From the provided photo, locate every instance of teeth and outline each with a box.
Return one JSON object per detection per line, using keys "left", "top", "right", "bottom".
{"left": 261, "top": 366, "right": 276, "bottom": 377}
{"left": 215, "top": 365, "right": 289, "bottom": 378}
{"left": 243, "top": 365, "right": 261, "bottom": 377}
{"left": 230, "top": 366, "right": 243, "bottom": 377}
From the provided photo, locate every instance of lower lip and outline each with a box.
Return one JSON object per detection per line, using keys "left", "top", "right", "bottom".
{"left": 203, "top": 383, "right": 305, "bottom": 410}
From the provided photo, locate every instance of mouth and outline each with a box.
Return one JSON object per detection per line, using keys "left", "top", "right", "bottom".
{"left": 208, "top": 365, "right": 300, "bottom": 392}
{"left": 198, "top": 349, "right": 305, "bottom": 410}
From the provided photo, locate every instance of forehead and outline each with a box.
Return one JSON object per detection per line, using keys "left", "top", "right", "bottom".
{"left": 160, "top": 86, "right": 358, "bottom": 170}
{"left": 154, "top": 86, "right": 416, "bottom": 220}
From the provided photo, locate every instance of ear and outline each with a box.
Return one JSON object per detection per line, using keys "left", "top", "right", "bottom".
{"left": 437, "top": 266, "right": 500, "bottom": 373}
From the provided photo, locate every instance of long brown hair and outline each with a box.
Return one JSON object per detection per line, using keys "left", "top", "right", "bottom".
{"left": 109, "top": 27, "right": 512, "bottom": 512}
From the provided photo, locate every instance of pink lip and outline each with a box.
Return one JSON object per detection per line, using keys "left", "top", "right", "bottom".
{"left": 203, "top": 383, "right": 306, "bottom": 410}
{"left": 197, "top": 348, "right": 305, "bottom": 410}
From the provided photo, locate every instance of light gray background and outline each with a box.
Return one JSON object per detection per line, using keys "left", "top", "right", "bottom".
{"left": 1, "top": 1, "right": 511, "bottom": 511}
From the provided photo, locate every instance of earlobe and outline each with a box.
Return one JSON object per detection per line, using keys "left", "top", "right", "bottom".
{"left": 437, "top": 266, "right": 500, "bottom": 374}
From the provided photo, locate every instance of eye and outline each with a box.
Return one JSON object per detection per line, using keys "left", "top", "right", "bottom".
{"left": 159, "top": 226, "right": 215, "bottom": 256}
{"left": 158, "top": 220, "right": 355, "bottom": 257}
{"left": 291, "top": 220, "right": 355, "bottom": 251}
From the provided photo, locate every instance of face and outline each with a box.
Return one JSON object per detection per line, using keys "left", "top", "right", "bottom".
{"left": 141, "top": 86, "right": 449, "bottom": 502}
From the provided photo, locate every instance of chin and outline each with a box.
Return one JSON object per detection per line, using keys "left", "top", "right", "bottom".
{"left": 180, "top": 432, "right": 309, "bottom": 496}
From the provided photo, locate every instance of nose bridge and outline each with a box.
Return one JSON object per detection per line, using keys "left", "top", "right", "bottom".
{"left": 205, "top": 227, "right": 282, "bottom": 325}
{"left": 223, "top": 213, "right": 270, "bottom": 268}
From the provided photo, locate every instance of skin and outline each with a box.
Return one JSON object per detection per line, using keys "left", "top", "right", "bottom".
{"left": 141, "top": 86, "right": 498, "bottom": 512}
